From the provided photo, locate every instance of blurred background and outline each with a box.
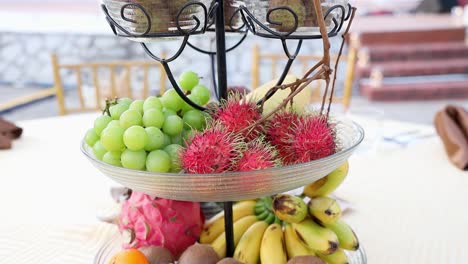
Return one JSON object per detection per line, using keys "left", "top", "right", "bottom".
{"left": 1, "top": 0, "right": 468, "bottom": 123}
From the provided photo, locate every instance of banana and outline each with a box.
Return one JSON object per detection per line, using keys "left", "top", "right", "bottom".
{"left": 234, "top": 221, "right": 269, "bottom": 264}
{"left": 260, "top": 224, "right": 287, "bottom": 264}
{"left": 317, "top": 249, "right": 348, "bottom": 264}
{"left": 324, "top": 220, "right": 359, "bottom": 251}
{"left": 264, "top": 212, "right": 276, "bottom": 225}
{"left": 308, "top": 196, "right": 342, "bottom": 225}
{"left": 200, "top": 200, "right": 257, "bottom": 244}
{"left": 257, "top": 209, "right": 270, "bottom": 221}
{"left": 255, "top": 200, "right": 266, "bottom": 215}
{"left": 304, "top": 161, "right": 349, "bottom": 198}
{"left": 245, "top": 75, "right": 312, "bottom": 114}
{"left": 284, "top": 223, "right": 316, "bottom": 259}
{"left": 210, "top": 215, "right": 259, "bottom": 258}
{"left": 292, "top": 219, "right": 339, "bottom": 255}
{"left": 273, "top": 194, "right": 308, "bottom": 223}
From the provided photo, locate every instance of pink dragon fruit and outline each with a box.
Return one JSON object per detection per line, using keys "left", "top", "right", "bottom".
{"left": 119, "top": 192, "right": 204, "bottom": 258}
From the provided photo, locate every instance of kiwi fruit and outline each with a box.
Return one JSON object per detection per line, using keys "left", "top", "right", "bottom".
{"left": 138, "top": 246, "right": 174, "bottom": 264}
{"left": 217, "top": 258, "right": 245, "bottom": 264}
{"left": 287, "top": 256, "right": 327, "bottom": 264}
{"left": 178, "top": 244, "right": 220, "bottom": 264}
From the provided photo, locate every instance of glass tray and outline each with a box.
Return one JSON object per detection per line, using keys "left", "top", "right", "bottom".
{"left": 94, "top": 233, "right": 367, "bottom": 264}
{"left": 82, "top": 118, "right": 364, "bottom": 202}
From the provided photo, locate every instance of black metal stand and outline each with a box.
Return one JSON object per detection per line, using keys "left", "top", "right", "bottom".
{"left": 100, "top": 0, "right": 354, "bottom": 258}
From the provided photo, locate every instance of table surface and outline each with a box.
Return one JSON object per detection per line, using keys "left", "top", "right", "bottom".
{"left": 0, "top": 112, "right": 467, "bottom": 263}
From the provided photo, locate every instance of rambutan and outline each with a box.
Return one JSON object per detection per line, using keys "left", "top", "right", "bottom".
{"left": 266, "top": 111, "right": 302, "bottom": 165}
{"left": 181, "top": 125, "right": 244, "bottom": 174}
{"left": 212, "top": 96, "right": 263, "bottom": 141}
{"left": 290, "top": 115, "right": 336, "bottom": 164}
{"left": 236, "top": 139, "right": 282, "bottom": 172}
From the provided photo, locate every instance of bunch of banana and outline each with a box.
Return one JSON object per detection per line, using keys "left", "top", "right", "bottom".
{"left": 200, "top": 162, "right": 359, "bottom": 264}
{"left": 200, "top": 197, "right": 280, "bottom": 260}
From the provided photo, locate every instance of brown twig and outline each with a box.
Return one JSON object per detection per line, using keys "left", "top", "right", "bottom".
{"left": 243, "top": 0, "right": 356, "bottom": 134}
{"left": 326, "top": 7, "right": 357, "bottom": 118}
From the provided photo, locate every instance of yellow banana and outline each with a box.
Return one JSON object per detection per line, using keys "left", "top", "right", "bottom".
{"left": 284, "top": 223, "right": 316, "bottom": 259}
{"left": 292, "top": 219, "right": 339, "bottom": 255}
{"left": 318, "top": 249, "right": 348, "bottom": 264}
{"left": 234, "top": 221, "right": 269, "bottom": 264}
{"left": 210, "top": 215, "right": 259, "bottom": 258}
{"left": 308, "top": 196, "right": 342, "bottom": 225}
{"left": 324, "top": 220, "right": 359, "bottom": 251}
{"left": 272, "top": 194, "right": 308, "bottom": 223}
{"left": 304, "top": 161, "right": 349, "bottom": 198}
{"left": 260, "top": 224, "right": 287, "bottom": 264}
{"left": 245, "top": 75, "right": 311, "bottom": 114}
{"left": 200, "top": 200, "right": 256, "bottom": 244}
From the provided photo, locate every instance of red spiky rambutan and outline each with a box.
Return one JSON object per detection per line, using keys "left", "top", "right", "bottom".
{"left": 290, "top": 115, "right": 336, "bottom": 164}
{"left": 236, "top": 139, "right": 282, "bottom": 172}
{"left": 266, "top": 111, "right": 302, "bottom": 165}
{"left": 181, "top": 126, "right": 244, "bottom": 174}
{"left": 212, "top": 96, "right": 263, "bottom": 141}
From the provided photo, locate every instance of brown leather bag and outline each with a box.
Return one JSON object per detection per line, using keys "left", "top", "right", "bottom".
{"left": 434, "top": 105, "right": 468, "bottom": 171}
{"left": 0, "top": 118, "right": 23, "bottom": 150}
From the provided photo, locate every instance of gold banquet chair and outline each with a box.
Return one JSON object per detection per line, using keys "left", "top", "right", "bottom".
{"left": 51, "top": 53, "right": 167, "bottom": 115}
{"left": 251, "top": 43, "right": 357, "bottom": 110}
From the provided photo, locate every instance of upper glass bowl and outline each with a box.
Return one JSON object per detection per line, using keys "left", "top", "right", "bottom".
{"left": 82, "top": 117, "right": 363, "bottom": 202}
{"left": 244, "top": 0, "right": 349, "bottom": 38}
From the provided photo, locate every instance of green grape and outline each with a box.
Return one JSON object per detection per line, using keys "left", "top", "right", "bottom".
{"left": 163, "top": 108, "right": 177, "bottom": 118}
{"left": 145, "top": 127, "right": 165, "bottom": 151}
{"left": 121, "top": 149, "right": 146, "bottom": 170}
{"left": 182, "top": 129, "right": 195, "bottom": 140}
{"left": 129, "top": 99, "right": 144, "bottom": 114}
{"left": 102, "top": 151, "right": 122, "bottom": 167}
{"left": 183, "top": 110, "right": 206, "bottom": 131}
{"left": 92, "top": 140, "right": 107, "bottom": 160}
{"left": 85, "top": 128, "right": 99, "bottom": 147}
{"left": 171, "top": 133, "right": 184, "bottom": 145}
{"left": 161, "top": 89, "right": 183, "bottom": 111}
{"left": 162, "top": 115, "right": 184, "bottom": 136}
{"left": 164, "top": 144, "right": 183, "bottom": 173}
{"left": 143, "top": 108, "right": 165, "bottom": 128}
{"left": 181, "top": 94, "right": 203, "bottom": 113}
{"left": 162, "top": 133, "right": 172, "bottom": 148}
{"left": 143, "top": 96, "right": 163, "bottom": 112}
{"left": 109, "top": 103, "right": 129, "bottom": 120}
{"left": 120, "top": 110, "right": 142, "bottom": 129}
{"left": 191, "top": 84, "right": 211, "bottom": 105}
{"left": 107, "top": 120, "right": 121, "bottom": 128}
{"left": 118, "top": 97, "right": 133, "bottom": 106}
{"left": 123, "top": 126, "right": 148, "bottom": 151}
{"left": 94, "top": 115, "right": 112, "bottom": 136}
{"left": 146, "top": 150, "right": 171, "bottom": 173}
{"left": 178, "top": 71, "right": 200, "bottom": 91}
{"left": 101, "top": 126, "right": 125, "bottom": 151}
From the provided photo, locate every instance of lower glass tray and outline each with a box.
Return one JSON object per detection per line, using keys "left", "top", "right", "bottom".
{"left": 95, "top": 233, "right": 367, "bottom": 264}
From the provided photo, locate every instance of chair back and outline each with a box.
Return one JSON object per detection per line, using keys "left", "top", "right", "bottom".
{"left": 51, "top": 54, "right": 167, "bottom": 115}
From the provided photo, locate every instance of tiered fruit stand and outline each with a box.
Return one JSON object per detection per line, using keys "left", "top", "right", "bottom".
{"left": 84, "top": 0, "right": 365, "bottom": 261}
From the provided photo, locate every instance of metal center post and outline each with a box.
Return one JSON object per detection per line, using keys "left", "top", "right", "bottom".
{"left": 212, "top": 0, "right": 235, "bottom": 258}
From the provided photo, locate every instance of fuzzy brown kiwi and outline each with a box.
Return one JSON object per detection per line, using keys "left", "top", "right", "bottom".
{"left": 138, "top": 246, "right": 174, "bottom": 264}
{"left": 178, "top": 244, "right": 220, "bottom": 264}
{"left": 287, "top": 256, "right": 327, "bottom": 264}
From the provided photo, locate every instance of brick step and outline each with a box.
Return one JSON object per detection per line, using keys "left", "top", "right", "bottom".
{"left": 360, "top": 79, "right": 468, "bottom": 101}
{"left": 363, "top": 42, "right": 468, "bottom": 62}
{"left": 358, "top": 59, "right": 468, "bottom": 78}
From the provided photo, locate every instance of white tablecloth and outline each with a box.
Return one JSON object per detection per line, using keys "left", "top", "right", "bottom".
{"left": 0, "top": 113, "right": 467, "bottom": 263}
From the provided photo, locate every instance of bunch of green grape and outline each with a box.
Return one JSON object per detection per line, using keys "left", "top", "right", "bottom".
{"left": 84, "top": 71, "right": 211, "bottom": 173}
